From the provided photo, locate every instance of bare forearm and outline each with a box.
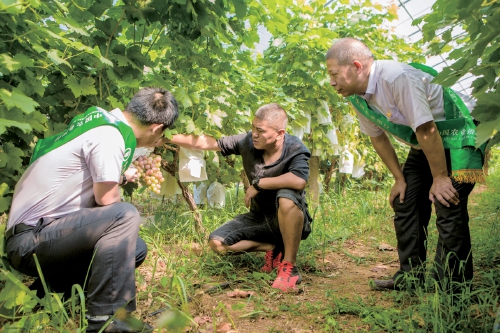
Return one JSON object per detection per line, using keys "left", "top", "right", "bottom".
{"left": 370, "top": 133, "right": 404, "bottom": 180}
{"left": 259, "top": 172, "right": 307, "bottom": 191}
{"left": 415, "top": 121, "right": 448, "bottom": 178}
{"left": 163, "top": 134, "right": 220, "bottom": 151}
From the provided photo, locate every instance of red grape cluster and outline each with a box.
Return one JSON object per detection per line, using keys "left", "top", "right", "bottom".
{"left": 133, "top": 153, "right": 165, "bottom": 194}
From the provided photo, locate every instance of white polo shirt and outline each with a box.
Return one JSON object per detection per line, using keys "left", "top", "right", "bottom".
{"left": 7, "top": 109, "right": 128, "bottom": 228}
{"left": 354, "top": 60, "right": 474, "bottom": 138}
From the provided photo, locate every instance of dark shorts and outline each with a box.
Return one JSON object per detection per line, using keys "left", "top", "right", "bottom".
{"left": 209, "top": 189, "right": 313, "bottom": 246}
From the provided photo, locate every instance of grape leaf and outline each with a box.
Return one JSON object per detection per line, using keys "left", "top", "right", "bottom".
{"left": 0, "top": 193, "right": 12, "bottom": 213}
{"left": 175, "top": 88, "right": 193, "bottom": 108}
{"left": 0, "top": 88, "right": 39, "bottom": 114}
{"left": 232, "top": 0, "right": 247, "bottom": 19}
{"left": 0, "top": 118, "right": 32, "bottom": 134}
{"left": 64, "top": 76, "right": 98, "bottom": 98}
{"left": 0, "top": 53, "right": 33, "bottom": 73}
{"left": 47, "top": 49, "right": 71, "bottom": 67}
{"left": 0, "top": 142, "right": 24, "bottom": 171}
{"left": 207, "top": 109, "right": 227, "bottom": 128}
{"left": 57, "top": 16, "right": 89, "bottom": 36}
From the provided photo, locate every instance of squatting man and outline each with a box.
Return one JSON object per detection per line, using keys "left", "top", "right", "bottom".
{"left": 159, "top": 103, "right": 313, "bottom": 292}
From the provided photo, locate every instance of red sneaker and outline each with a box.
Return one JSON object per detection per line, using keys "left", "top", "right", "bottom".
{"left": 261, "top": 249, "right": 283, "bottom": 273}
{"left": 271, "top": 260, "right": 302, "bottom": 292}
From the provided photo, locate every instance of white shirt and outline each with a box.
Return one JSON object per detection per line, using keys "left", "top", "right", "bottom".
{"left": 355, "top": 60, "right": 472, "bottom": 138}
{"left": 7, "top": 109, "right": 127, "bottom": 228}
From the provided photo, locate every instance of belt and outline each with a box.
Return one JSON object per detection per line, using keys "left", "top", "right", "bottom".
{"left": 4, "top": 223, "right": 34, "bottom": 242}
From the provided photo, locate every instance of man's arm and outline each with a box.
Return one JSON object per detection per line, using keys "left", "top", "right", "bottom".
{"left": 370, "top": 132, "right": 406, "bottom": 207}
{"left": 244, "top": 172, "right": 306, "bottom": 208}
{"left": 260, "top": 172, "right": 307, "bottom": 191}
{"left": 415, "top": 121, "right": 458, "bottom": 207}
{"left": 159, "top": 134, "right": 221, "bottom": 151}
{"left": 94, "top": 182, "right": 121, "bottom": 206}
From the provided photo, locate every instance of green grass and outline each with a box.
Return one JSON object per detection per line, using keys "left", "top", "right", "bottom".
{"left": 1, "top": 153, "right": 500, "bottom": 332}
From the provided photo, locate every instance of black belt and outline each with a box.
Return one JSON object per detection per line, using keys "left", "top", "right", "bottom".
{"left": 4, "top": 223, "right": 34, "bottom": 242}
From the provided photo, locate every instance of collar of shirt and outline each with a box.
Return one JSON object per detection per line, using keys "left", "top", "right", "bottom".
{"left": 359, "top": 60, "right": 378, "bottom": 101}
{"left": 110, "top": 108, "right": 130, "bottom": 126}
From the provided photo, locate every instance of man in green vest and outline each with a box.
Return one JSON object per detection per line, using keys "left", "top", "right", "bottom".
{"left": 5, "top": 87, "right": 178, "bottom": 332}
{"left": 325, "top": 38, "right": 484, "bottom": 291}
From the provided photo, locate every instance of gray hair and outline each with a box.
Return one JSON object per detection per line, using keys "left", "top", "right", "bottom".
{"left": 254, "top": 103, "right": 288, "bottom": 130}
{"left": 326, "top": 38, "right": 373, "bottom": 66}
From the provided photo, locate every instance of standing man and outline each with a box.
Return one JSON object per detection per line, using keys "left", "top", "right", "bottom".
{"left": 325, "top": 38, "right": 484, "bottom": 291}
{"left": 5, "top": 87, "right": 178, "bottom": 332}
{"left": 161, "top": 103, "right": 312, "bottom": 292}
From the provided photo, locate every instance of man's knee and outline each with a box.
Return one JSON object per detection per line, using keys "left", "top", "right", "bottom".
{"left": 111, "top": 202, "right": 141, "bottom": 229}
{"left": 208, "top": 239, "right": 227, "bottom": 254}
{"left": 278, "top": 197, "right": 301, "bottom": 215}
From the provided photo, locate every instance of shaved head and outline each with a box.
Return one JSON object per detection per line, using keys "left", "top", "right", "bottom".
{"left": 254, "top": 103, "right": 288, "bottom": 130}
{"left": 326, "top": 38, "right": 373, "bottom": 66}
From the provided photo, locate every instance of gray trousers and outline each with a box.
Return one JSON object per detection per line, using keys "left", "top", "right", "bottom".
{"left": 5, "top": 202, "right": 146, "bottom": 315}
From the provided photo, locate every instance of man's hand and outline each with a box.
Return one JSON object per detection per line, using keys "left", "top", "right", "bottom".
{"left": 429, "top": 176, "right": 459, "bottom": 207}
{"left": 389, "top": 178, "right": 407, "bottom": 208}
{"left": 244, "top": 185, "right": 259, "bottom": 208}
{"left": 124, "top": 167, "right": 139, "bottom": 183}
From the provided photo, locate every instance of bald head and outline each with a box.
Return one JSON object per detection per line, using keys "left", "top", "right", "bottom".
{"left": 326, "top": 38, "right": 373, "bottom": 66}
{"left": 254, "top": 103, "right": 288, "bottom": 130}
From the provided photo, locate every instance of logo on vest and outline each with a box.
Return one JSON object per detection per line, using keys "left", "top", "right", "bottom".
{"left": 124, "top": 148, "right": 132, "bottom": 161}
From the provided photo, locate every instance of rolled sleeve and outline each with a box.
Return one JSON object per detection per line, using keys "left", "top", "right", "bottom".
{"left": 288, "top": 153, "right": 310, "bottom": 181}
{"left": 216, "top": 133, "right": 247, "bottom": 156}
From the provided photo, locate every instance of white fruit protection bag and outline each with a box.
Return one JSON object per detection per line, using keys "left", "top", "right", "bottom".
{"left": 317, "top": 100, "right": 332, "bottom": 125}
{"left": 178, "top": 147, "right": 208, "bottom": 182}
{"left": 351, "top": 150, "right": 365, "bottom": 178}
{"left": 151, "top": 170, "right": 182, "bottom": 198}
{"left": 193, "top": 182, "right": 208, "bottom": 205}
{"left": 339, "top": 147, "right": 354, "bottom": 174}
{"left": 207, "top": 182, "right": 226, "bottom": 208}
{"left": 291, "top": 123, "right": 304, "bottom": 140}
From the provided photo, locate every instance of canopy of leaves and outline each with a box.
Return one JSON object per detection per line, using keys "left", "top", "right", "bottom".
{"left": 0, "top": 0, "right": 424, "bottom": 214}
{"left": 419, "top": 0, "right": 500, "bottom": 148}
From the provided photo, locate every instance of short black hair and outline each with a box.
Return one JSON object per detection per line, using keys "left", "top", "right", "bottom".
{"left": 125, "top": 87, "right": 179, "bottom": 129}
{"left": 254, "top": 103, "right": 288, "bottom": 130}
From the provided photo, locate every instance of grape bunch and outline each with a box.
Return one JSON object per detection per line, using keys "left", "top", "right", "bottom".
{"left": 133, "top": 153, "right": 165, "bottom": 194}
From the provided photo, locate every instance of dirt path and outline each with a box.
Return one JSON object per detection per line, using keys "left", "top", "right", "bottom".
{"left": 138, "top": 185, "right": 487, "bottom": 332}
{"left": 138, "top": 239, "right": 400, "bottom": 333}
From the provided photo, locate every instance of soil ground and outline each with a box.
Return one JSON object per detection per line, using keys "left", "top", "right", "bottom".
{"left": 134, "top": 184, "right": 488, "bottom": 333}
{"left": 137, "top": 239, "right": 399, "bottom": 333}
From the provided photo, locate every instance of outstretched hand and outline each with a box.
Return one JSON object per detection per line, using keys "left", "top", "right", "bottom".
{"left": 389, "top": 178, "right": 407, "bottom": 208}
{"left": 429, "top": 176, "right": 459, "bottom": 207}
{"left": 244, "top": 186, "right": 258, "bottom": 208}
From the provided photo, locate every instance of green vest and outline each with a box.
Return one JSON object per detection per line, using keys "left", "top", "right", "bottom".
{"left": 349, "top": 63, "right": 485, "bottom": 183}
{"left": 30, "top": 106, "right": 137, "bottom": 174}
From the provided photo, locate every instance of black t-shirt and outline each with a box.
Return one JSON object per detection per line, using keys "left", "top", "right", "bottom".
{"left": 217, "top": 131, "right": 310, "bottom": 214}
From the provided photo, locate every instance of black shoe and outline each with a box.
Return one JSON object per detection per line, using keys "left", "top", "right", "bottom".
{"left": 86, "top": 315, "right": 153, "bottom": 333}
{"left": 371, "top": 279, "right": 403, "bottom": 291}
{"left": 28, "top": 278, "right": 46, "bottom": 299}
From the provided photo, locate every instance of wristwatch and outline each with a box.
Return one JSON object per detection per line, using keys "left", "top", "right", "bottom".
{"left": 120, "top": 174, "right": 128, "bottom": 186}
{"left": 252, "top": 177, "right": 263, "bottom": 191}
